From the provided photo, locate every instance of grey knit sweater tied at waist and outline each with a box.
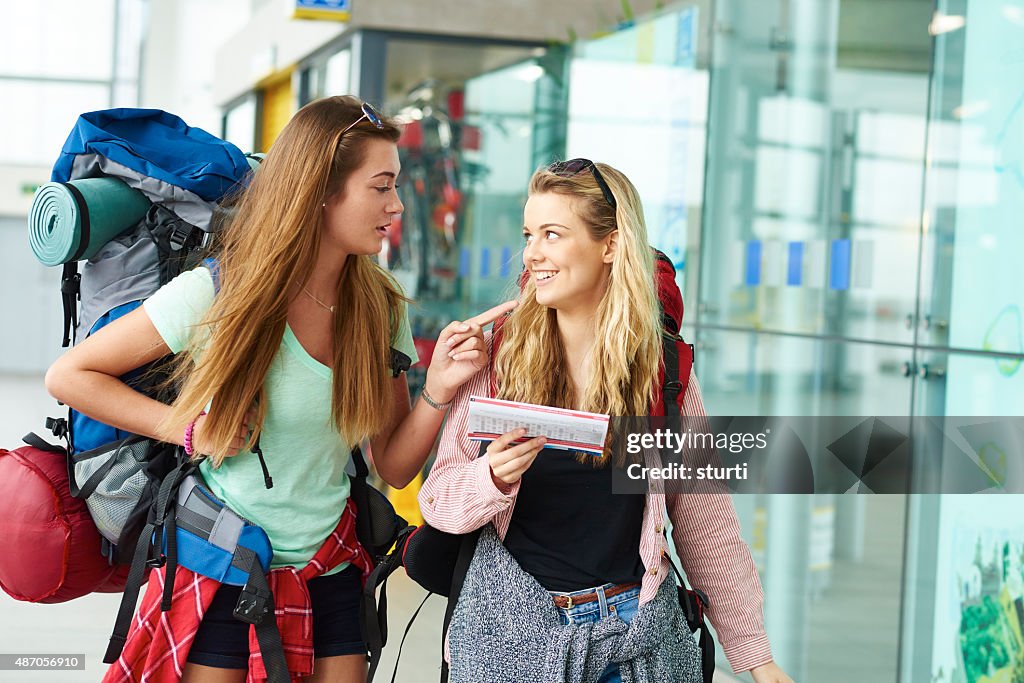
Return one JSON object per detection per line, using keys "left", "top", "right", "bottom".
{"left": 447, "top": 525, "right": 703, "bottom": 683}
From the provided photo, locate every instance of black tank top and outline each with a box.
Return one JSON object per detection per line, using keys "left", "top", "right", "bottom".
{"left": 502, "top": 447, "right": 646, "bottom": 592}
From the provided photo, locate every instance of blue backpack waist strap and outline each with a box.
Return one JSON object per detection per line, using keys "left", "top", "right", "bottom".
{"left": 170, "top": 474, "right": 273, "bottom": 585}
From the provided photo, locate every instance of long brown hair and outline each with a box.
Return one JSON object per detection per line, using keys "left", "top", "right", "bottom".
{"left": 494, "top": 163, "right": 661, "bottom": 462}
{"left": 162, "top": 96, "right": 405, "bottom": 465}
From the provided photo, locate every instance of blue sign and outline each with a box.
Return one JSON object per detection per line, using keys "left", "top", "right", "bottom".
{"left": 829, "top": 239, "right": 851, "bottom": 291}
{"left": 787, "top": 241, "right": 804, "bottom": 287}
{"left": 745, "top": 240, "right": 762, "bottom": 287}
{"left": 294, "top": 0, "right": 351, "bottom": 21}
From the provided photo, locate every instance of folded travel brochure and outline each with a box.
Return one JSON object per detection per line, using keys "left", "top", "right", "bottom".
{"left": 466, "top": 395, "right": 610, "bottom": 455}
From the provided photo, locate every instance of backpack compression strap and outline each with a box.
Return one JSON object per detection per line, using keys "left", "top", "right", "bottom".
{"left": 661, "top": 334, "right": 694, "bottom": 418}
{"left": 104, "top": 458, "right": 193, "bottom": 664}
{"left": 349, "top": 445, "right": 416, "bottom": 681}
{"left": 668, "top": 554, "right": 715, "bottom": 683}
{"left": 232, "top": 548, "right": 290, "bottom": 683}
{"left": 58, "top": 182, "right": 90, "bottom": 348}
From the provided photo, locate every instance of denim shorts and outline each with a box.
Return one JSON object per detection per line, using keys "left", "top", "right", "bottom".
{"left": 551, "top": 583, "right": 642, "bottom": 683}
{"left": 186, "top": 564, "right": 366, "bottom": 669}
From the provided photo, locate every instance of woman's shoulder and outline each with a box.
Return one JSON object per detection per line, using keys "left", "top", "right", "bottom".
{"left": 147, "top": 265, "right": 215, "bottom": 308}
{"left": 142, "top": 265, "right": 217, "bottom": 353}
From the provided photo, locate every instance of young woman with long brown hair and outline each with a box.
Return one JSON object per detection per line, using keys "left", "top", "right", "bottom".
{"left": 45, "top": 96, "right": 511, "bottom": 683}
{"left": 419, "top": 160, "right": 793, "bottom": 682}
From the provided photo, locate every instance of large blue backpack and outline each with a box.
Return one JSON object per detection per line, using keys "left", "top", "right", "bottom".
{"left": 41, "top": 108, "right": 255, "bottom": 454}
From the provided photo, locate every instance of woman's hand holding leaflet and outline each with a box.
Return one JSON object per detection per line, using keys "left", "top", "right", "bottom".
{"left": 487, "top": 428, "right": 547, "bottom": 487}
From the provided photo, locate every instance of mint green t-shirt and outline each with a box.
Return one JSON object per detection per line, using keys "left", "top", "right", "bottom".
{"left": 143, "top": 266, "right": 418, "bottom": 572}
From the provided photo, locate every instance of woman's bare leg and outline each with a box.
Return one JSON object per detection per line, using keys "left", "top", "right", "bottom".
{"left": 180, "top": 662, "right": 247, "bottom": 683}
{"left": 305, "top": 654, "right": 367, "bottom": 683}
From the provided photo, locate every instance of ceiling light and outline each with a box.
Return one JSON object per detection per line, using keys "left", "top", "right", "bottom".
{"left": 513, "top": 64, "right": 545, "bottom": 82}
{"left": 928, "top": 12, "right": 966, "bottom": 35}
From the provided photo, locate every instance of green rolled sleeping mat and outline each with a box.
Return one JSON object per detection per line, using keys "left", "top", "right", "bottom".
{"left": 29, "top": 178, "right": 152, "bottom": 267}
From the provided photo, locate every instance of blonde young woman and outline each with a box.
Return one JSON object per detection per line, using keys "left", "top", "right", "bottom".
{"left": 419, "top": 160, "right": 794, "bottom": 683}
{"left": 45, "top": 96, "right": 512, "bottom": 683}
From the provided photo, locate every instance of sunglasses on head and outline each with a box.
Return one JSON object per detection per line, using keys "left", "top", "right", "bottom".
{"left": 341, "top": 102, "right": 385, "bottom": 136}
{"left": 547, "top": 158, "right": 617, "bottom": 209}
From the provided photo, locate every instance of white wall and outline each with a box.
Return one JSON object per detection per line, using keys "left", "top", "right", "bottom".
{"left": 142, "top": 0, "right": 253, "bottom": 134}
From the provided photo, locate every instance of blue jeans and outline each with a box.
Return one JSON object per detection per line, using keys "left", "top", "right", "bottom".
{"left": 551, "top": 583, "right": 641, "bottom": 683}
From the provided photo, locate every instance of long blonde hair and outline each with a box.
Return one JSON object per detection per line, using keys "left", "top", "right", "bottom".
{"left": 162, "top": 96, "right": 405, "bottom": 465}
{"left": 494, "top": 163, "right": 662, "bottom": 444}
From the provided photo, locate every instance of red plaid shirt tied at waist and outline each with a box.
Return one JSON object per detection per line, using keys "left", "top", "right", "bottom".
{"left": 103, "top": 499, "right": 371, "bottom": 683}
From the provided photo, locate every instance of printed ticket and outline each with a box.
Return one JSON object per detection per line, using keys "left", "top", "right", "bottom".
{"left": 466, "top": 395, "right": 610, "bottom": 455}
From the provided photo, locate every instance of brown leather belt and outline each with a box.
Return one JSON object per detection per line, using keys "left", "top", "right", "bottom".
{"left": 551, "top": 582, "right": 641, "bottom": 609}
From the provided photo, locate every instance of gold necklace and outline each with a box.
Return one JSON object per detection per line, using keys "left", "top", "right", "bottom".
{"left": 301, "top": 286, "right": 335, "bottom": 313}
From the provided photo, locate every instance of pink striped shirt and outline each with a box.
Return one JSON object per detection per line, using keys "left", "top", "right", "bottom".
{"left": 419, "top": 353, "right": 774, "bottom": 674}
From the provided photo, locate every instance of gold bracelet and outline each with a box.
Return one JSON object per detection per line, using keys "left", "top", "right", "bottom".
{"left": 421, "top": 387, "right": 452, "bottom": 411}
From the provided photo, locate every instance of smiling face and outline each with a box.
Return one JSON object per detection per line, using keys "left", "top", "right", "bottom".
{"left": 522, "top": 192, "right": 616, "bottom": 315}
{"left": 321, "top": 137, "right": 404, "bottom": 257}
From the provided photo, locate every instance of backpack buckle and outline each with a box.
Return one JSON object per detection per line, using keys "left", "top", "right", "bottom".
{"left": 234, "top": 584, "right": 272, "bottom": 625}
{"left": 45, "top": 416, "right": 69, "bottom": 439}
{"left": 60, "top": 272, "right": 81, "bottom": 294}
{"left": 146, "top": 554, "right": 167, "bottom": 568}
{"left": 167, "top": 221, "right": 193, "bottom": 252}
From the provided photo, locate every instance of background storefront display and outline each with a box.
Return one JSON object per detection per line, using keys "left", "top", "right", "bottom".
{"left": 929, "top": 498, "right": 1024, "bottom": 683}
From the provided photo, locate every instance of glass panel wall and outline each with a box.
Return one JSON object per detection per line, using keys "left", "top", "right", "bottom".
{"left": 698, "top": 329, "right": 915, "bottom": 417}
{"left": 699, "top": 0, "right": 932, "bottom": 347}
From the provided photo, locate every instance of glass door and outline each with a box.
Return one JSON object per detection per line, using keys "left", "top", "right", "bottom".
{"left": 696, "top": 1, "right": 934, "bottom": 680}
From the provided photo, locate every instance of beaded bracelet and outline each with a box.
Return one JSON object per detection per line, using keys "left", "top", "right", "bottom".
{"left": 183, "top": 410, "right": 207, "bottom": 457}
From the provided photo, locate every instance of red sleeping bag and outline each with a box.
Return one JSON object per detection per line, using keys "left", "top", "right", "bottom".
{"left": 0, "top": 444, "right": 129, "bottom": 603}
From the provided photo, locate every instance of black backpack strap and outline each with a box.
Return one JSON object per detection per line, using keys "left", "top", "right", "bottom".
{"left": 667, "top": 547, "right": 715, "bottom": 683}
{"left": 362, "top": 528, "right": 415, "bottom": 681}
{"left": 349, "top": 446, "right": 374, "bottom": 551}
{"left": 660, "top": 334, "right": 694, "bottom": 418}
{"left": 103, "top": 456, "right": 192, "bottom": 663}
{"left": 349, "top": 444, "right": 400, "bottom": 681}
{"left": 60, "top": 262, "right": 80, "bottom": 348}
{"left": 57, "top": 181, "right": 90, "bottom": 348}
{"left": 144, "top": 205, "right": 202, "bottom": 286}
{"left": 74, "top": 438, "right": 137, "bottom": 500}
{"left": 103, "top": 511, "right": 158, "bottom": 663}
{"left": 439, "top": 528, "right": 482, "bottom": 683}
{"left": 662, "top": 334, "right": 681, "bottom": 418}
{"left": 232, "top": 547, "right": 290, "bottom": 683}
{"left": 22, "top": 432, "right": 65, "bottom": 454}
{"left": 362, "top": 560, "right": 389, "bottom": 680}
{"left": 152, "top": 458, "right": 195, "bottom": 611}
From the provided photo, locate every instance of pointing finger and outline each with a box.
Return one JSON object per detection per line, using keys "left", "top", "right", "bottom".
{"left": 466, "top": 300, "right": 518, "bottom": 328}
